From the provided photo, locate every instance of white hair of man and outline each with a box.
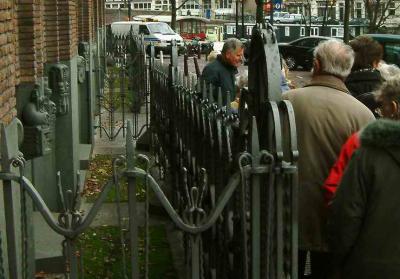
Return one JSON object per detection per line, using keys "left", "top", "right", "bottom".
{"left": 313, "top": 39, "right": 355, "bottom": 79}
{"left": 221, "top": 38, "right": 243, "bottom": 55}
{"left": 377, "top": 62, "right": 400, "bottom": 81}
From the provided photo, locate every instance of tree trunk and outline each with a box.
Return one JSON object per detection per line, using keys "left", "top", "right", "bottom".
{"left": 343, "top": 0, "right": 350, "bottom": 43}
{"left": 171, "top": 0, "right": 177, "bottom": 31}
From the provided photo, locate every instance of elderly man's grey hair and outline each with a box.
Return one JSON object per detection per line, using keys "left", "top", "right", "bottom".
{"left": 378, "top": 62, "right": 400, "bottom": 81}
{"left": 221, "top": 38, "right": 244, "bottom": 55}
{"left": 313, "top": 39, "right": 355, "bottom": 79}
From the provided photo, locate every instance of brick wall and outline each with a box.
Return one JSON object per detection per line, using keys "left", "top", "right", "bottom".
{"left": 17, "top": 0, "right": 46, "bottom": 83}
{"left": 59, "top": 0, "right": 78, "bottom": 60}
{"left": 78, "top": 0, "right": 94, "bottom": 42}
{"left": 0, "top": 0, "right": 104, "bottom": 125}
{"left": 44, "top": 0, "right": 78, "bottom": 63}
{"left": 0, "top": 1, "right": 17, "bottom": 125}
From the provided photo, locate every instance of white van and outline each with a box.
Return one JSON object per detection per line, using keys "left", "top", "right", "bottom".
{"left": 111, "top": 21, "right": 184, "bottom": 53}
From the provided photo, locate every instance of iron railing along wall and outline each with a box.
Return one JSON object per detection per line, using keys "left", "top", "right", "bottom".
{"left": 148, "top": 23, "right": 299, "bottom": 278}
{"left": 0, "top": 23, "right": 298, "bottom": 279}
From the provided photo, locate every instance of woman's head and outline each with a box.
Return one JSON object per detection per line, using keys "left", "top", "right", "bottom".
{"left": 349, "top": 35, "right": 383, "bottom": 71}
{"left": 376, "top": 77, "right": 400, "bottom": 119}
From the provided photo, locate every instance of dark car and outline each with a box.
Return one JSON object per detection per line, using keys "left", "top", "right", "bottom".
{"left": 279, "top": 36, "right": 331, "bottom": 70}
{"left": 367, "top": 34, "right": 400, "bottom": 66}
{"left": 314, "top": 16, "right": 342, "bottom": 25}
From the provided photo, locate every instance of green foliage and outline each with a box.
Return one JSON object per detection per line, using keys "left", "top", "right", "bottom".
{"left": 83, "top": 154, "right": 147, "bottom": 203}
{"left": 78, "top": 225, "right": 177, "bottom": 278}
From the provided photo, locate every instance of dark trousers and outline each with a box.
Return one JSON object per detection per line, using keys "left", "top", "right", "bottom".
{"left": 299, "top": 250, "right": 331, "bottom": 279}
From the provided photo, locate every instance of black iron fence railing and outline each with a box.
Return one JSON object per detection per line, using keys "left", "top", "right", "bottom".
{"left": 0, "top": 22, "right": 298, "bottom": 279}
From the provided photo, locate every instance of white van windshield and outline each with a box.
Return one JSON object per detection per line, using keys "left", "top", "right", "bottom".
{"left": 148, "top": 23, "right": 175, "bottom": 35}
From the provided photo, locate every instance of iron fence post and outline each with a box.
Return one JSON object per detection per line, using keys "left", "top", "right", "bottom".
{"left": 249, "top": 117, "right": 261, "bottom": 279}
{"left": 191, "top": 234, "right": 201, "bottom": 279}
{"left": 126, "top": 123, "right": 140, "bottom": 279}
{"left": 0, "top": 125, "right": 20, "bottom": 279}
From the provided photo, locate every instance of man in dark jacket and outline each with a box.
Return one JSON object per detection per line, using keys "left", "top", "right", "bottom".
{"left": 345, "top": 35, "right": 384, "bottom": 115}
{"left": 283, "top": 39, "right": 375, "bottom": 278}
{"left": 201, "top": 38, "right": 243, "bottom": 103}
{"left": 329, "top": 78, "right": 400, "bottom": 279}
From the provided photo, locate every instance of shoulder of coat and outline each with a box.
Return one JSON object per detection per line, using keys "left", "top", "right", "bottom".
{"left": 360, "top": 119, "right": 400, "bottom": 148}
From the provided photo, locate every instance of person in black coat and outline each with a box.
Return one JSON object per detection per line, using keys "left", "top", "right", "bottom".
{"left": 329, "top": 77, "right": 400, "bottom": 279}
{"left": 201, "top": 38, "right": 243, "bottom": 103}
{"left": 345, "top": 35, "right": 384, "bottom": 115}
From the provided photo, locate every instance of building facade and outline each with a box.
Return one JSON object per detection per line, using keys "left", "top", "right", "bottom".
{"left": 284, "top": 0, "right": 400, "bottom": 21}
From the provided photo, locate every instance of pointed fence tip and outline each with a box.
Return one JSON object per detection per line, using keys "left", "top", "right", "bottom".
{"left": 251, "top": 116, "right": 260, "bottom": 154}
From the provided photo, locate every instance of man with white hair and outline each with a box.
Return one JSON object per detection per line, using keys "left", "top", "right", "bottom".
{"left": 283, "top": 39, "right": 375, "bottom": 279}
{"left": 201, "top": 38, "right": 243, "bottom": 103}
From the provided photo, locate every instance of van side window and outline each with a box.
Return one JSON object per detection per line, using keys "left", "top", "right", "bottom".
{"left": 139, "top": 25, "right": 150, "bottom": 35}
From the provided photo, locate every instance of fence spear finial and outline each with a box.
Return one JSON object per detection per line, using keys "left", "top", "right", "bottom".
{"left": 251, "top": 116, "right": 260, "bottom": 156}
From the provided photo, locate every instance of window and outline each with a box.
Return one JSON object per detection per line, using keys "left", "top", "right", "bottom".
{"left": 246, "top": 25, "right": 252, "bottom": 35}
{"left": 300, "top": 27, "right": 305, "bottom": 37}
{"left": 389, "top": 2, "right": 396, "bottom": 16}
{"left": 139, "top": 25, "right": 150, "bottom": 35}
{"left": 120, "top": 4, "right": 125, "bottom": 8}
{"left": 134, "top": 3, "right": 138, "bottom": 8}
{"left": 112, "top": 4, "right": 118, "bottom": 8}
{"left": 384, "top": 43, "right": 400, "bottom": 65}
{"left": 310, "top": 27, "right": 319, "bottom": 36}
{"left": 339, "top": 3, "right": 344, "bottom": 21}
{"left": 331, "top": 28, "right": 337, "bottom": 37}
{"left": 295, "top": 38, "right": 320, "bottom": 47}
{"left": 226, "top": 25, "right": 236, "bottom": 34}
{"left": 106, "top": 4, "right": 111, "bottom": 8}
{"left": 285, "top": 27, "right": 290, "bottom": 37}
{"left": 139, "top": 3, "right": 143, "bottom": 8}
{"left": 355, "top": 2, "right": 362, "bottom": 18}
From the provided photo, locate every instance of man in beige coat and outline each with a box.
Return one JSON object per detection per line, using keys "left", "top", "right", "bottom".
{"left": 283, "top": 40, "right": 375, "bottom": 278}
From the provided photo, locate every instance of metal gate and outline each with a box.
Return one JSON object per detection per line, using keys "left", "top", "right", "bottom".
{"left": 98, "top": 28, "right": 149, "bottom": 140}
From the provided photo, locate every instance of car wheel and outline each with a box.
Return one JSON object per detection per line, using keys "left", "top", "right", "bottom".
{"left": 285, "top": 56, "right": 297, "bottom": 70}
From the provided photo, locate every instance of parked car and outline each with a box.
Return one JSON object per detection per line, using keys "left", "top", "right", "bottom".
{"left": 313, "top": 16, "right": 341, "bottom": 25}
{"left": 367, "top": 34, "right": 400, "bottom": 66}
{"left": 279, "top": 36, "right": 331, "bottom": 70}
{"left": 276, "top": 13, "right": 305, "bottom": 24}
{"left": 265, "top": 11, "right": 289, "bottom": 23}
{"left": 349, "top": 18, "right": 370, "bottom": 25}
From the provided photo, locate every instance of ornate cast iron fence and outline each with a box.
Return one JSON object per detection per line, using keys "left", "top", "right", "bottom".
{"left": 148, "top": 22, "right": 299, "bottom": 278}
{"left": 98, "top": 29, "right": 149, "bottom": 140}
{"left": 0, "top": 23, "right": 298, "bottom": 279}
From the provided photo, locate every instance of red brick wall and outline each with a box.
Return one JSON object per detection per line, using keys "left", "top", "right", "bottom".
{"left": 44, "top": 0, "right": 78, "bottom": 63}
{"left": 0, "top": 1, "right": 17, "bottom": 125}
{"left": 17, "top": 0, "right": 46, "bottom": 83}
{"left": 0, "top": 0, "right": 104, "bottom": 125}
{"left": 78, "top": 0, "right": 94, "bottom": 42}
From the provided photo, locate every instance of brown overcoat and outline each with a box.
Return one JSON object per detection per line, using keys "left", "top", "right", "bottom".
{"left": 283, "top": 75, "right": 375, "bottom": 251}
